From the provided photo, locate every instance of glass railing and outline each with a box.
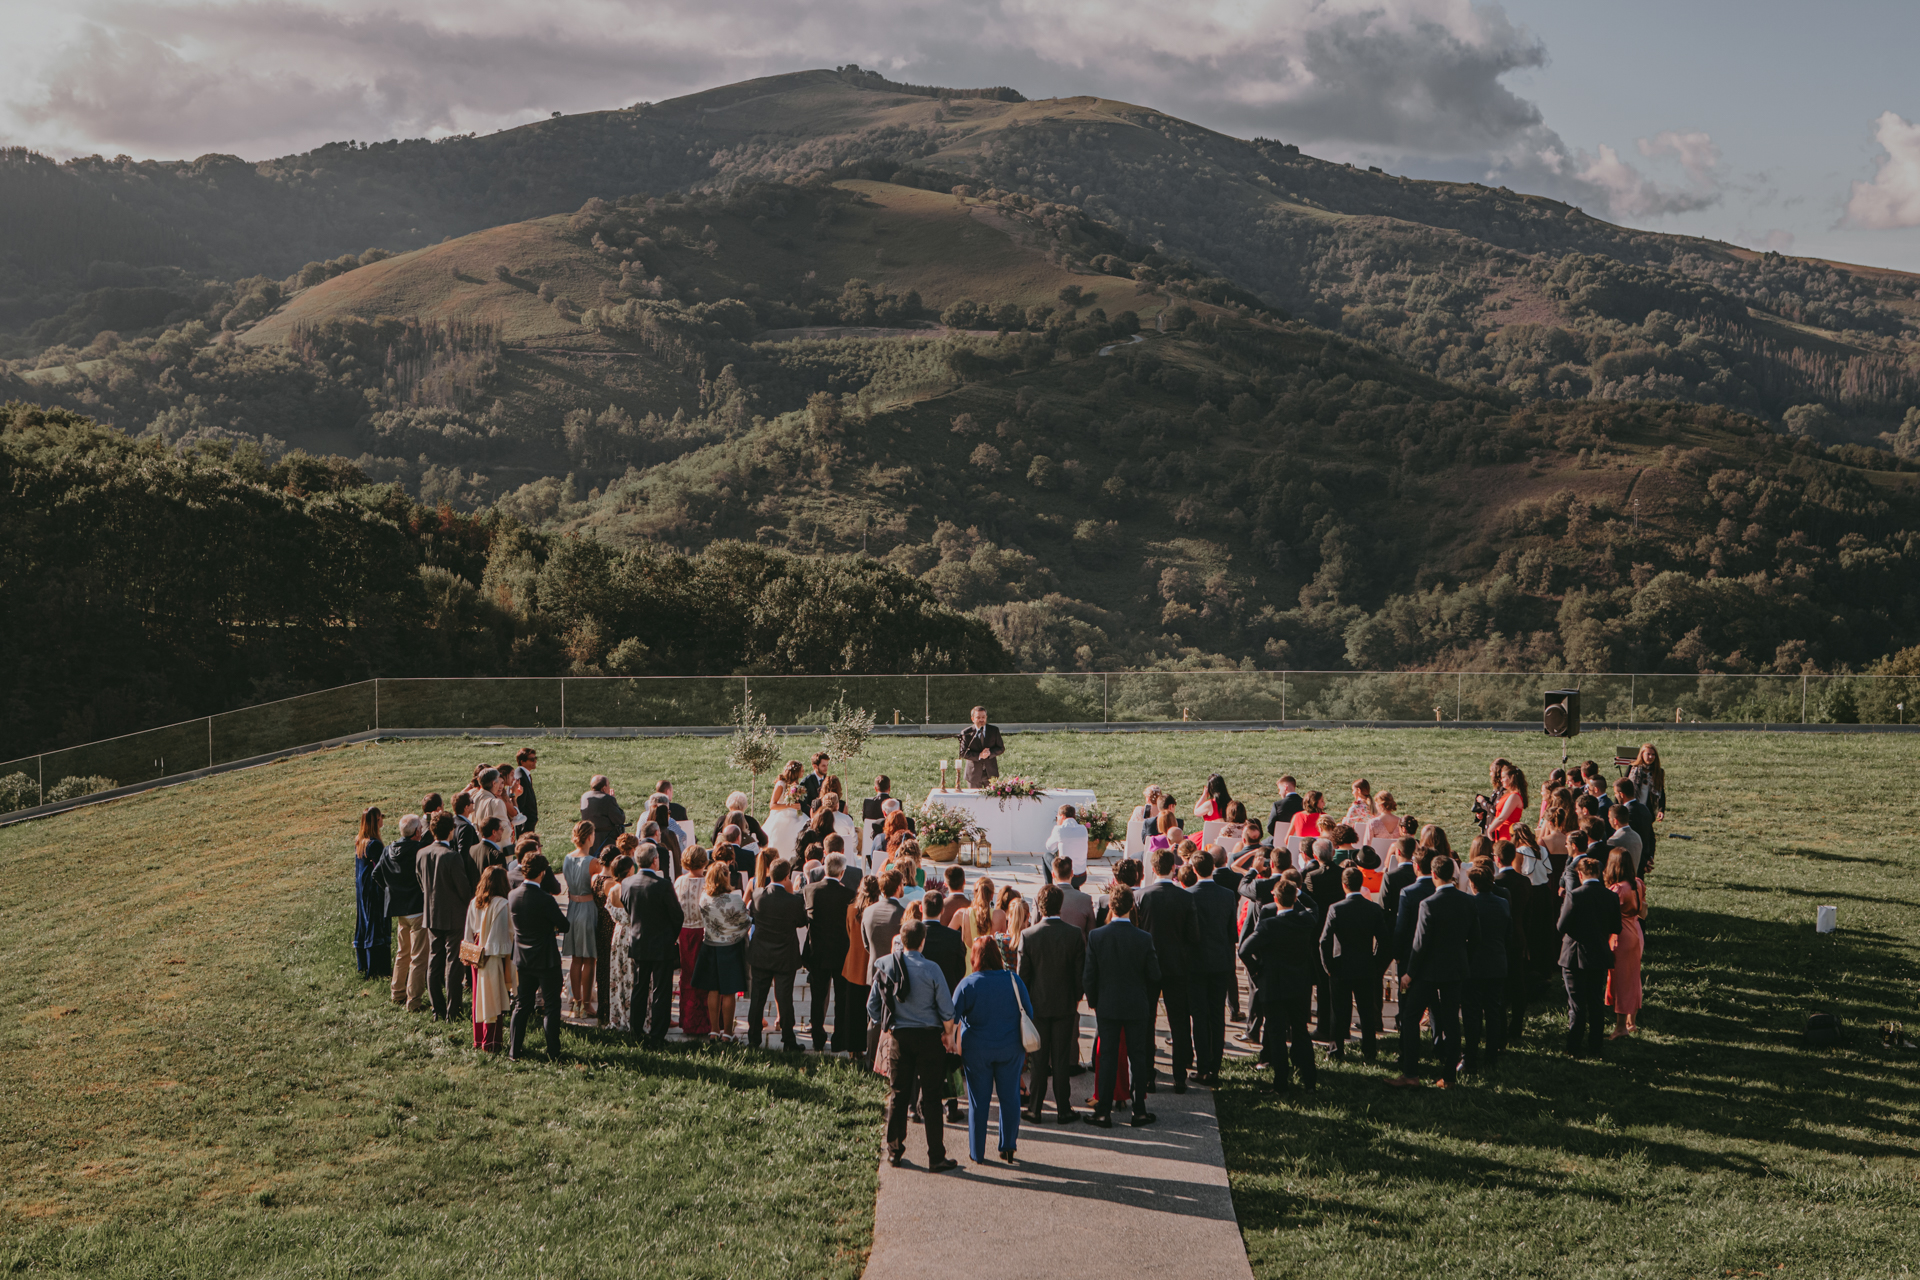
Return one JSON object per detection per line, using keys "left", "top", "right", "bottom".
{"left": 4, "top": 669, "right": 1914, "bottom": 814}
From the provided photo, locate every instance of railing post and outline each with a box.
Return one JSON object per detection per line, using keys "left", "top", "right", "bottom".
{"left": 374, "top": 678, "right": 380, "bottom": 733}
{"left": 37, "top": 755, "right": 43, "bottom": 807}
{"left": 208, "top": 717, "right": 214, "bottom": 770}
{"left": 1103, "top": 673, "right": 1110, "bottom": 724}
{"left": 1801, "top": 673, "right": 1808, "bottom": 724}
{"left": 924, "top": 675, "right": 930, "bottom": 725}
{"left": 1455, "top": 672, "right": 1462, "bottom": 723}
{"left": 1281, "top": 670, "right": 1287, "bottom": 722}
{"left": 560, "top": 679, "right": 567, "bottom": 738}
{"left": 1630, "top": 674, "right": 1636, "bottom": 725}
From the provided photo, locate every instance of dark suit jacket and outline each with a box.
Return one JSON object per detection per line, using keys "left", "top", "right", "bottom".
{"left": 1135, "top": 879, "right": 1198, "bottom": 979}
{"left": 801, "top": 772, "right": 828, "bottom": 811}
{"left": 1188, "top": 880, "right": 1240, "bottom": 974}
{"left": 507, "top": 880, "right": 569, "bottom": 972}
{"left": 1018, "top": 917, "right": 1087, "bottom": 1018}
{"left": 1238, "top": 907, "right": 1320, "bottom": 1009}
{"left": 417, "top": 840, "right": 476, "bottom": 932}
{"left": 802, "top": 876, "right": 856, "bottom": 969}
{"left": 923, "top": 921, "right": 967, "bottom": 991}
{"left": 514, "top": 766, "right": 539, "bottom": 828}
{"left": 861, "top": 898, "right": 906, "bottom": 982}
{"left": 1493, "top": 868, "right": 1533, "bottom": 963}
{"left": 1393, "top": 876, "right": 1437, "bottom": 964}
{"left": 1083, "top": 919, "right": 1161, "bottom": 1020}
{"left": 1381, "top": 861, "right": 1418, "bottom": 927}
{"left": 622, "top": 867, "right": 684, "bottom": 960}
{"left": 1407, "top": 884, "right": 1479, "bottom": 985}
{"left": 451, "top": 816, "right": 480, "bottom": 870}
{"left": 1304, "top": 858, "right": 1343, "bottom": 911}
{"left": 747, "top": 884, "right": 809, "bottom": 972}
{"left": 861, "top": 794, "right": 892, "bottom": 825}
{"left": 373, "top": 837, "right": 425, "bottom": 917}
{"left": 958, "top": 723, "right": 1006, "bottom": 786}
{"left": 1319, "top": 892, "right": 1389, "bottom": 981}
{"left": 1267, "top": 793, "right": 1304, "bottom": 836}
{"left": 1055, "top": 883, "right": 1096, "bottom": 938}
{"left": 1467, "top": 891, "right": 1511, "bottom": 980}
{"left": 580, "top": 790, "right": 626, "bottom": 851}
{"left": 1557, "top": 879, "right": 1622, "bottom": 969}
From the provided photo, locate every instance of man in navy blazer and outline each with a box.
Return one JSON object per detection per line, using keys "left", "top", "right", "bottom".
{"left": 1083, "top": 884, "right": 1162, "bottom": 1128}
{"left": 1461, "top": 864, "right": 1512, "bottom": 1073}
{"left": 1187, "top": 851, "right": 1240, "bottom": 1086}
{"left": 622, "top": 843, "right": 684, "bottom": 1047}
{"left": 1318, "top": 867, "right": 1390, "bottom": 1061}
{"left": 1135, "top": 849, "right": 1199, "bottom": 1092}
{"left": 1391, "top": 848, "right": 1438, "bottom": 968}
{"left": 1390, "top": 855, "right": 1478, "bottom": 1088}
{"left": 508, "top": 852, "right": 571, "bottom": 1061}
{"left": 1558, "top": 856, "right": 1622, "bottom": 1057}
{"left": 1238, "top": 880, "right": 1321, "bottom": 1091}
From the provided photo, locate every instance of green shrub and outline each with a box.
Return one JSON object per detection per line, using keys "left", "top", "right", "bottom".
{"left": 44, "top": 775, "right": 118, "bottom": 804}
{"left": 0, "top": 773, "right": 40, "bottom": 813}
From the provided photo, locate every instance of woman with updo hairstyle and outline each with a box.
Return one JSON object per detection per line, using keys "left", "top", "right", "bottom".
{"left": 763, "top": 759, "right": 807, "bottom": 858}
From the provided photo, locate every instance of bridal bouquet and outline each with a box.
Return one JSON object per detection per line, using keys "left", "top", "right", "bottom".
{"left": 982, "top": 775, "right": 1047, "bottom": 807}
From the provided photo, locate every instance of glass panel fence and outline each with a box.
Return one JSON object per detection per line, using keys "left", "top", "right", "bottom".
{"left": 372, "top": 678, "right": 561, "bottom": 732}
{"left": 212, "top": 681, "right": 377, "bottom": 763}
{"left": 747, "top": 675, "right": 934, "bottom": 727}
{"left": 35, "top": 717, "right": 215, "bottom": 791}
{"left": 565, "top": 677, "right": 744, "bottom": 728}
{"left": 925, "top": 673, "right": 1106, "bottom": 724}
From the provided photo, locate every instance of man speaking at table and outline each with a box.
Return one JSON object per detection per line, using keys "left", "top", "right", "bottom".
{"left": 958, "top": 706, "right": 1006, "bottom": 789}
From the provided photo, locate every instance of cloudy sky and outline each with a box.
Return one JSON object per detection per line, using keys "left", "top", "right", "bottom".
{"left": 5, "top": 0, "right": 1920, "bottom": 270}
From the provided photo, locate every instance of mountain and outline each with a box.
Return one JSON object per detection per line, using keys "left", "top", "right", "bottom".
{"left": 5, "top": 67, "right": 1920, "bottom": 755}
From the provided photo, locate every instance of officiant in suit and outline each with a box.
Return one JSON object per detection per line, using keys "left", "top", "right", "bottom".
{"left": 958, "top": 706, "right": 1006, "bottom": 789}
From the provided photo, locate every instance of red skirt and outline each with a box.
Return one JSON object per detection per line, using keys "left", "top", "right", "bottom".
{"left": 677, "top": 926, "right": 711, "bottom": 1035}
{"left": 1089, "top": 1028, "right": 1132, "bottom": 1106}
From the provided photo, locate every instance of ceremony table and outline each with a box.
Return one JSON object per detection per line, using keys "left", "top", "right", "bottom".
{"left": 921, "top": 788, "right": 1099, "bottom": 854}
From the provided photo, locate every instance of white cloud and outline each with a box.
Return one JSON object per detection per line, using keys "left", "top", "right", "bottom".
{"left": 1638, "top": 129, "right": 1719, "bottom": 186}
{"left": 1845, "top": 110, "right": 1920, "bottom": 230}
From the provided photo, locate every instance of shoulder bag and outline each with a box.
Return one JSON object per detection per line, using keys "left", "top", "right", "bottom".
{"left": 1015, "top": 973, "right": 1041, "bottom": 1054}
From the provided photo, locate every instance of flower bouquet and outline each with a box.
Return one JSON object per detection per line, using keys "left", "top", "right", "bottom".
{"left": 1080, "top": 803, "right": 1123, "bottom": 845}
{"left": 981, "top": 774, "right": 1047, "bottom": 809}
{"left": 918, "top": 800, "right": 988, "bottom": 861}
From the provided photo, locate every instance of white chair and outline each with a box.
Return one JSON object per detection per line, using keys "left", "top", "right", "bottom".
{"left": 1125, "top": 815, "right": 1147, "bottom": 858}
{"left": 1287, "top": 835, "right": 1310, "bottom": 871}
{"left": 1369, "top": 836, "right": 1396, "bottom": 863}
{"left": 1201, "top": 820, "right": 1227, "bottom": 850}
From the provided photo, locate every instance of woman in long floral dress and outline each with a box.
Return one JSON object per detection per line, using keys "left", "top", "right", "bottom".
{"left": 602, "top": 847, "right": 638, "bottom": 1032}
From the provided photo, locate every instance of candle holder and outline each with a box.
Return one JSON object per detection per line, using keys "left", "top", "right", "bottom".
{"left": 938, "top": 759, "right": 950, "bottom": 792}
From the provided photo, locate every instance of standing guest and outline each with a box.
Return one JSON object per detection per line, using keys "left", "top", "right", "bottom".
{"left": 1019, "top": 884, "right": 1087, "bottom": 1124}
{"left": 998, "top": 886, "right": 1031, "bottom": 969}
{"left": 559, "top": 822, "right": 602, "bottom": 1021}
{"left": 375, "top": 814, "right": 430, "bottom": 1010}
{"left": 804, "top": 852, "right": 858, "bottom": 1053}
{"left": 1318, "top": 866, "right": 1389, "bottom": 1061}
{"left": 1605, "top": 802, "right": 1645, "bottom": 875}
{"left": 419, "top": 812, "right": 477, "bottom": 1021}
{"left": 939, "top": 867, "right": 970, "bottom": 927}
{"left": 353, "top": 807, "right": 392, "bottom": 980}
{"left": 861, "top": 869, "right": 909, "bottom": 1064}
{"left": 952, "top": 937, "right": 1037, "bottom": 1164}
{"left": 1461, "top": 863, "right": 1512, "bottom": 1073}
{"left": 506, "top": 852, "right": 569, "bottom": 1062}
{"left": 1558, "top": 856, "right": 1623, "bottom": 1057}
{"left": 694, "top": 859, "right": 751, "bottom": 1042}
{"left": 1629, "top": 744, "right": 1667, "bottom": 871}
{"left": 1380, "top": 837, "right": 1419, "bottom": 930}
{"left": 1604, "top": 849, "right": 1645, "bottom": 1039}
{"left": 1044, "top": 805, "right": 1091, "bottom": 887}
{"left": 1084, "top": 884, "right": 1160, "bottom": 1128}
{"left": 624, "top": 842, "right": 684, "bottom": 1047}
{"left": 842, "top": 876, "right": 882, "bottom": 1056}
{"left": 747, "top": 859, "right": 808, "bottom": 1051}
{"left": 646, "top": 799, "right": 685, "bottom": 880}
{"left": 1188, "top": 850, "right": 1239, "bottom": 1087}
{"left": 475, "top": 817, "right": 509, "bottom": 871}
{"left": 1611, "top": 779, "right": 1654, "bottom": 869}
{"left": 871, "top": 919, "right": 960, "bottom": 1172}
{"left": 958, "top": 706, "right": 1006, "bottom": 788}
{"left": 1389, "top": 854, "right": 1477, "bottom": 1089}
{"left": 1193, "top": 774, "right": 1233, "bottom": 824}
{"left": 674, "top": 847, "right": 713, "bottom": 1036}
{"left": 1492, "top": 841, "right": 1538, "bottom": 1039}
{"left": 465, "top": 865, "right": 515, "bottom": 1052}
{"left": 1049, "top": 856, "right": 1095, "bottom": 938}
{"left": 472, "top": 771, "right": 510, "bottom": 854}
{"left": 512, "top": 748, "right": 539, "bottom": 832}
{"left": 1490, "top": 764, "right": 1529, "bottom": 842}
{"left": 449, "top": 792, "right": 481, "bottom": 873}
{"left": 602, "top": 851, "right": 637, "bottom": 1032}
{"left": 802, "top": 752, "right": 834, "bottom": 811}
{"left": 579, "top": 776, "right": 625, "bottom": 858}
{"left": 494, "top": 762, "right": 523, "bottom": 836}
{"left": 1239, "top": 880, "right": 1320, "bottom": 1092}
{"left": 1392, "top": 846, "right": 1439, "bottom": 971}
{"left": 960, "top": 877, "right": 998, "bottom": 971}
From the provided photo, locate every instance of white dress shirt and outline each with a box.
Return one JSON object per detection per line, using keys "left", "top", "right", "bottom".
{"left": 1045, "top": 819, "right": 1089, "bottom": 875}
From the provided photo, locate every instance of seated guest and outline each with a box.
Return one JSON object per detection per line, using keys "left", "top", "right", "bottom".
{"left": 939, "top": 867, "right": 969, "bottom": 927}
{"left": 712, "top": 792, "right": 768, "bottom": 847}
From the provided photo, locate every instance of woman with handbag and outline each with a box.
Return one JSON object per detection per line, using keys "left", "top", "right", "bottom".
{"left": 464, "top": 865, "right": 515, "bottom": 1052}
{"left": 950, "top": 936, "right": 1037, "bottom": 1165}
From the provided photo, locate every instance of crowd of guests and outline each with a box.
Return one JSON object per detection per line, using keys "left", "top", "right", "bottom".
{"left": 346, "top": 742, "right": 1667, "bottom": 1166}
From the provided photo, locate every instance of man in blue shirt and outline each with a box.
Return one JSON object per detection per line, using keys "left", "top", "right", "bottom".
{"left": 868, "top": 920, "right": 960, "bottom": 1171}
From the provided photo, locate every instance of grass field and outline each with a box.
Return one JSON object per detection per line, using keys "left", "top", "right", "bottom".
{"left": 2, "top": 728, "right": 1916, "bottom": 1277}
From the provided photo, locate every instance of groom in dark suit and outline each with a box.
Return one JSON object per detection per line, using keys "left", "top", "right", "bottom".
{"left": 958, "top": 706, "right": 1006, "bottom": 788}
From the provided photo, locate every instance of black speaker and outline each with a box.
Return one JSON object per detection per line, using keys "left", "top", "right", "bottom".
{"left": 1543, "top": 689, "right": 1581, "bottom": 738}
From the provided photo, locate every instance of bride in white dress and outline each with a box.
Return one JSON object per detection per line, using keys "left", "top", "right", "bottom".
{"left": 762, "top": 759, "right": 807, "bottom": 859}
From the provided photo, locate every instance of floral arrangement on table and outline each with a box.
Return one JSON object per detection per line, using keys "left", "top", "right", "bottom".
{"left": 1079, "top": 802, "right": 1123, "bottom": 845}
{"left": 918, "top": 800, "right": 988, "bottom": 849}
{"left": 981, "top": 775, "right": 1047, "bottom": 807}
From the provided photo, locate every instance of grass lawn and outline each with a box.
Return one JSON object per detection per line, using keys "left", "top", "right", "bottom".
{"left": 2, "top": 728, "right": 1916, "bottom": 1277}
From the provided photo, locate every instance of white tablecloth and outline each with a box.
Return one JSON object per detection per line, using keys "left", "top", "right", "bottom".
{"left": 922, "top": 789, "right": 1100, "bottom": 854}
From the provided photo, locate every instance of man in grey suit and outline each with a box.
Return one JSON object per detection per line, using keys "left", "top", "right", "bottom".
{"left": 1187, "top": 851, "right": 1240, "bottom": 1087}
{"left": 747, "top": 859, "right": 809, "bottom": 1051}
{"left": 1050, "top": 855, "right": 1095, "bottom": 937}
{"left": 860, "top": 867, "right": 909, "bottom": 1066}
{"left": 1083, "top": 884, "right": 1161, "bottom": 1128}
{"left": 1019, "top": 884, "right": 1087, "bottom": 1124}
{"left": 417, "top": 811, "right": 476, "bottom": 1022}
{"left": 579, "top": 776, "right": 626, "bottom": 857}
